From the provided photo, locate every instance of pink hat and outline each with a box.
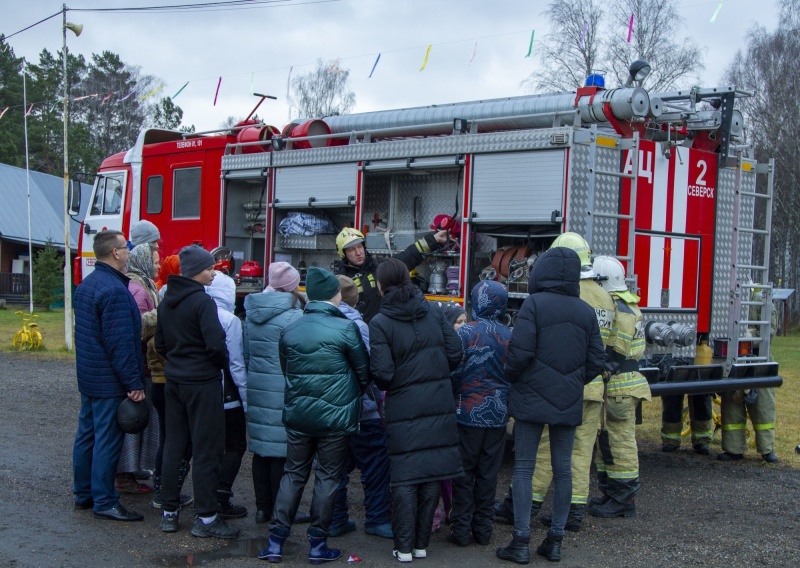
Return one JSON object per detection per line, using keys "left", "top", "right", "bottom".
{"left": 266, "top": 262, "right": 300, "bottom": 292}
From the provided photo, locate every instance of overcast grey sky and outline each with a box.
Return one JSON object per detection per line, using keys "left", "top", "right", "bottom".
{"left": 1, "top": 0, "right": 779, "bottom": 133}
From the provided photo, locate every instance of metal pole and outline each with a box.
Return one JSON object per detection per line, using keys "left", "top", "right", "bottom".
{"left": 62, "top": 5, "right": 73, "bottom": 350}
{"left": 23, "top": 61, "right": 34, "bottom": 314}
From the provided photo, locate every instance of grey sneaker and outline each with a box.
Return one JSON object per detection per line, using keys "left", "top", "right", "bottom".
{"left": 190, "top": 516, "right": 240, "bottom": 539}
{"left": 161, "top": 513, "right": 179, "bottom": 533}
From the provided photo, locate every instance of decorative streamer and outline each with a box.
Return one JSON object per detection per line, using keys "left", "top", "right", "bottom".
{"left": 286, "top": 66, "right": 293, "bottom": 99}
{"left": 24, "top": 103, "right": 33, "bottom": 116}
{"left": 118, "top": 89, "right": 136, "bottom": 102}
{"left": 368, "top": 53, "right": 381, "bottom": 78}
{"left": 100, "top": 93, "right": 114, "bottom": 105}
{"left": 466, "top": 40, "right": 478, "bottom": 65}
{"left": 140, "top": 85, "right": 163, "bottom": 101}
{"left": 0, "top": 106, "right": 8, "bottom": 120}
{"left": 73, "top": 93, "right": 98, "bottom": 101}
{"left": 580, "top": 21, "right": 588, "bottom": 49}
{"left": 710, "top": 0, "right": 724, "bottom": 23}
{"left": 627, "top": 14, "right": 634, "bottom": 43}
{"left": 420, "top": 44, "right": 432, "bottom": 71}
{"left": 524, "top": 30, "right": 535, "bottom": 57}
{"left": 213, "top": 76, "right": 222, "bottom": 106}
{"left": 172, "top": 81, "right": 189, "bottom": 99}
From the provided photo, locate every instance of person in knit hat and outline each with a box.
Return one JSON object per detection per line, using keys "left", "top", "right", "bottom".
{"left": 155, "top": 245, "right": 238, "bottom": 539}
{"left": 244, "top": 262, "right": 308, "bottom": 525}
{"left": 262, "top": 266, "right": 369, "bottom": 564}
{"left": 130, "top": 220, "right": 161, "bottom": 250}
{"left": 265, "top": 261, "right": 301, "bottom": 293}
{"left": 327, "top": 275, "right": 393, "bottom": 540}
{"left": 440, "top": 302, "right": 468, "bottom": 330}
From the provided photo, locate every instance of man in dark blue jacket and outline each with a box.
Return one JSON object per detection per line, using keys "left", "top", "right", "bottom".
{"left": 73, "top": 230, "right": 145, "bottom": 521}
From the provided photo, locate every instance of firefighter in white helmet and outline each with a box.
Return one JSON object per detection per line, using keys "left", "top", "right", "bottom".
{"left": 587, "top": 256, "right": 651, "bottom": 519}
{"left": 494, "top": 232, "right": 615, "bottom": 532}
{"left": 333, "top": 227, "right": 448, "bottom": 323}
{"left": 718, "top": 287, "right": 779, "bottom": 463}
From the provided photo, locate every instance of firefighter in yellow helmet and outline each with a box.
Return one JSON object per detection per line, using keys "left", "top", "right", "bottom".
{"left": 587, "top": 256, "right": 650, "bottom": 519}
{"left": 494, "top": 232, "right": 615, "bottom": 532}
{"left": 718, "top": 287, "right": 779, "bottom": 463}
{"left": 333, "top": 227, "right": 448, "bottom": 323}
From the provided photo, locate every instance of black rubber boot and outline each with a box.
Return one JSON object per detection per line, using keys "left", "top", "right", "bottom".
{"left": 259, "top": 526, "right": 290, "bottom": 562}
{"left": 588, "top": 497, "right": 635, "bottom": 518}
{"left": 536, "top": 532, "right": 563, "bottom": 562}
{"left": 541, "top": 504, "right": 584, "bottom": 532}
{"left": 307, "top": 528, "right": 342, "bottom": 565}
{"left": 496, "top": 534, "right": 531, "bottom": 565}
{"left": 493, "top": 486, "right": 515, "bottom": 524}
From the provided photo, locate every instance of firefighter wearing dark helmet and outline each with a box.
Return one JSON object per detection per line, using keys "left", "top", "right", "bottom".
{"left": 588, "top": 256, "right": 651, "bottom": 519}
{"left": 332, "top": 228, "right": 448, "bottom": 323}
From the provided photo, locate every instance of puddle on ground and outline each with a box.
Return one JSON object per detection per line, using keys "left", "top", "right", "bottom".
{"left": 155, "top": 537, "right": 305, "bottom": 566}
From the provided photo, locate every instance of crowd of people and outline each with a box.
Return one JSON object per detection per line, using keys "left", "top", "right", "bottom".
{"left": 71, "top": 224, "right": 773, "bottom": 565}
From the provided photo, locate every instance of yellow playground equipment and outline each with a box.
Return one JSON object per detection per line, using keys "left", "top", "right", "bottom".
{"left": 12, "top": 311, "right": 42, "bottom": 350}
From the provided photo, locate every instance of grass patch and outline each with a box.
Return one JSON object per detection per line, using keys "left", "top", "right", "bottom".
{"left": 0, "top": 306, "right": 73, "bottom": 360}
{"left": 638, "top": 334, "right": 799, "bottom": 465}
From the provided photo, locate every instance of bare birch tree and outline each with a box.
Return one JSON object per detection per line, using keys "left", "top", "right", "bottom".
{"left": 523, "top": 0, "right": 605, "bottom": 92}
{"left": 290, "top": 59, "right": 356, "bottom": 118}
{"left": 604, "top": 0, "right": 703, "bottom": 92}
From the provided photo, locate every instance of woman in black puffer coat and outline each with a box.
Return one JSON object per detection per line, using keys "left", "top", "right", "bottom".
{"left": 369, "top": 258, "right": 463, "bottom": 562}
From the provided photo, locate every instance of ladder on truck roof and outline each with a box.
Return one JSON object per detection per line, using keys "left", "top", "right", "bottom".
{"left": 584, "top": 125, "right": 640, "bottom": 287}
{"left": 726, "top": 155, "right": 775, "bottom": 367}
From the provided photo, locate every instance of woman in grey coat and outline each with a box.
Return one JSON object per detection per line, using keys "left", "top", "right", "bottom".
{"left": 244, "top": 262, "right": 304, "bottom": 523}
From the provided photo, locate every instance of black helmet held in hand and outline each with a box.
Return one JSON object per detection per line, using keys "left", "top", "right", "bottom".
{"left": 117, "top": 398, "right": 150, "bottom": 434}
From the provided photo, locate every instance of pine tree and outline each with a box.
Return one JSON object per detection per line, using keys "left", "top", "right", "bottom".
{"left": 32, "top": 241, "right": 63, "bottom": 310}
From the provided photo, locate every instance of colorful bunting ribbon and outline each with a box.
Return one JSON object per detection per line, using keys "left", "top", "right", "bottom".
{"left": 466, "top": 40, "right": 478, "bottom": 65}
{"left": 172, "top": 81, "right": 189, "bottom": 99}
{"left": 73, "top": 93, "right": 98, "bottom": 101}
{"left": 0, "top": 107, "right": 8, "bottom": 120}
{"left": 524, "top": 30, "right": 535, "bottom": 58}
{"left": 213, "top": 77, "right": 222, "bottom": 106}
{"left": 710, "top": 0, "right": 724, "bottom": 23}
{"left": 24, "top": 103, "right": 34, "bottom": 116}
{"left": 627, "top": 14, "right": 634, "bottom": 43}
{"left": 140, "top": 85, "right": 163, "bottom": 101}
{"left": 580, "top": 21, "right": 588, "bottom": 49}
{"left": 286, "top": 66, "right": 293, "bottom": 99}
{"left": 100, "top": 93, "right": 114, "bottom": 105}
{"left": 368, "top": 53, "right": 381, "bottom": 78}
{"left": 118, "top": 89, "right": 136, "bottom": 102}
{"left": 420, "top": 45, "right": 432, "bottom": 71}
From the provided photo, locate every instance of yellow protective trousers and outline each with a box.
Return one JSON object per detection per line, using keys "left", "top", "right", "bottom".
{"left": 532, "top": 400, "right": 601, "bottom": 506}
{"left": 720, "top": 387, "right": 776, "bottom": 455}
{"left": 594, "top": 395, "right": 642, "bottom": 490}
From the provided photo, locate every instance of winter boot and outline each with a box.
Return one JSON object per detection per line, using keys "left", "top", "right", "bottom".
{"left": 217, "top": 489, "right": 248, "bottom": 519}
{"left": 308, "top": 528, "right": 341, "bottom": 565}
{"left": 496, "top": 534, "right": 531, "bottom": 565}
{"left": 541, "top": 504, "right": 585, "bottom": 532}
{"left": 494, "top": 486, "right": 515, "bottom": 524}
{"left": 588, "top": 497, "right": 635, "bottom": 518}
{"left": 259, "top": 526, "right": 290, "bottom": 563}
{"left": 536, "top": 532, "right": 563, "bottom": 562}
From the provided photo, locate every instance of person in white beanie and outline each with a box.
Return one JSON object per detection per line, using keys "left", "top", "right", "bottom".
{"left": 206, "top": 271, "right": 249, "bottom": 520}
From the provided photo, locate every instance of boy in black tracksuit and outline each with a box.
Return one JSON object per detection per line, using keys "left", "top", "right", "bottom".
{"left": 155, "top": 245, "right": 237, "bottom": 539}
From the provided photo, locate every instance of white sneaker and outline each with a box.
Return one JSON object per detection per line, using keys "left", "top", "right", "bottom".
{"left": 393, "top": 550, "right": 413, "bottom": 562}
{"left": 412, "top": 549, "right": 427, "bottom": 558}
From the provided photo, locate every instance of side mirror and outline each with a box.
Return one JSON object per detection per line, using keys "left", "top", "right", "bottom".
{"left": 68, "top": 179, "right": 82, "bottom": 216}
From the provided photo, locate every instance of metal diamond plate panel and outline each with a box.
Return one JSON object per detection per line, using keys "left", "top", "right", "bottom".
{"left": 566, "top": 143, "right": 623, "bottom": 256}
{"left": 710, "top": 166, "right": 736, "bottom": 340}
{"left": 223, "top": 128, "right": 575, "bottom": 172}
{"left": 395, "top": 171, "right": 461, "bottom": 231}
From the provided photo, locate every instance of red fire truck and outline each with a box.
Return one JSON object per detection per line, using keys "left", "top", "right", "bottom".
{"left": 72, "top": 63, "right": 780, "bottom": 395}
